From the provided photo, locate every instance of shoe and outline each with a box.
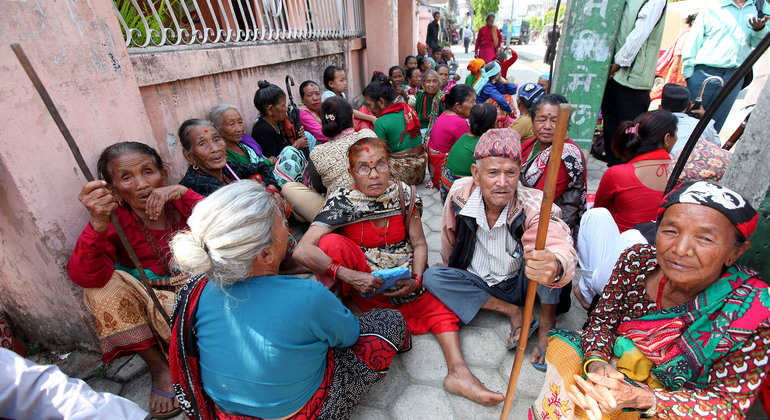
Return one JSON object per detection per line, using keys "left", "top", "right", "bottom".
{"left": 506, "top": 319, "right": 540, "bottom": 351}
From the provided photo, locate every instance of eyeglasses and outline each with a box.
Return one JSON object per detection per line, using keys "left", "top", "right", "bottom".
{"left": 355, "top": 162, "right": 390, "bottom": 176}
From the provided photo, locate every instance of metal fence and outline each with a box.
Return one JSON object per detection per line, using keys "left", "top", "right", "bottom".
{"left": 114, "top": 0, "right": 366, "bottom": 48}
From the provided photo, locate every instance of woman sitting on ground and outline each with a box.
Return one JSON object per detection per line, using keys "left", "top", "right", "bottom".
{"left": 520, "top": 94, "right": 587, "bottom": 233}
{"left": 389, "top": 65, "right": 414, "bottom": 104}
{"left": 473, "top": 62, "right": 518, "bottom": 127}
{"left": 426, "top": 84, "right": 475, "bottom": 187}
{"left": 441, "top": 102, "right": 497, "bottom": 201}
{"left": 364, "top": 76, "right": 427, "bottom": 186}
{"left": 170, "top": 181, "right": 409, "bottom": 420}
{"left": 530, "top": 181, "right": 768, "bottom": 420}
{"left": 250, "top": 80, "right": 310, "bottom": 184}
{"left": 294, "top": 138, "right": 505, "bottom": 406}
{"left": 509, "top": 83, "right": 545, "bottom": 141}
{"left": 594, "top": 110, "right": 677, "bottom": 232}
{"left": 414, "top": 70, "right": 445, "bottom": 135}
{"left": 208, "top": 104, "right": 271, "bottom": 167}
{"left": 405, "top": 67, "right": 422, "bottom": 97}
{"left": 297, "top": 80, "right": 328, "bottom": 144}
{"left": 67, "top": 142, "right": 201, "bottom": 419}
{"left": 465, "top": 58, "right": 485, "bottom": 87}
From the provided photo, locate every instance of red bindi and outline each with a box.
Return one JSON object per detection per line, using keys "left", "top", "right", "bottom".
{"left": 204, "top": 130, "right": 208, "bottom": 133}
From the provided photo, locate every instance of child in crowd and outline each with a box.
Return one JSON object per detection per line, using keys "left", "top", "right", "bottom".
{"left": 404, "top": 55, "right": 418, "bottom": 69}
{"left": 322, "top": 65, "right": 377, "bottom": 126}
{"left": 495, "top": 47, "right": 518, "bottom": 79}
{"left": 405, "top": 67, "right": 422, "bottom": 96}
{"left": 441, "top": 47, "right": 460, "bottom": 81}
{"left": 430, "top": 46, "right": 442, "bottom": 69}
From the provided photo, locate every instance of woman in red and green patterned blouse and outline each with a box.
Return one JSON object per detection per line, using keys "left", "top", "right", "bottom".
{"left": 530, "top": 181, "right": 768, "bottom": 420}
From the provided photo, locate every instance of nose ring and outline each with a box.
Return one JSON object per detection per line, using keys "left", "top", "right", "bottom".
{"left": 686, "top": 249, "right": 693, "bottom": 257}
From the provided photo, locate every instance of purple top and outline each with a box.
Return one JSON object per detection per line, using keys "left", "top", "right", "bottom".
{"left": 240, "top": 133, "right": 263, "bottom": 157}
{"left": 428, "top": 113, "right": 469, "bottom": 153}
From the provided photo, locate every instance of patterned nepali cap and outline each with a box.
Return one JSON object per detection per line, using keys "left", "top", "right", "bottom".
{"left": 473, "top": 128, "right": 522, "bottom": 163}
{"left": 657, "top": 181, "right": 758, "bottom": 240}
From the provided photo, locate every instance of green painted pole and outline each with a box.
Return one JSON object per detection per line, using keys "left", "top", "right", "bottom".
{"left": 553, "top": 0, "right": 626, "bottom": 149}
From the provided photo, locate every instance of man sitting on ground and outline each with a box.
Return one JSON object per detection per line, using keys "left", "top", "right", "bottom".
{"left": 659, "top": 83, "right": 720, "bottom": 155}
{"left": 423, "top": 128, "right": 577, "bottom": 372}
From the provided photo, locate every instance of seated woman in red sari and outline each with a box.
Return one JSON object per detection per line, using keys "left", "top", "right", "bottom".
{"left": 294, "top": 138, "right": 505, "bottom": 406}
{"left": 530, "top": 181, "right": 768, "bottom": 420}
{"left": 67, "top": 142, "right": 203, "bottom": 418}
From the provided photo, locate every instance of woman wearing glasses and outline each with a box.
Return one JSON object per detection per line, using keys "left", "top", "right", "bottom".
{"left": 293, "top": 137, "right": 504, "bottom": 406}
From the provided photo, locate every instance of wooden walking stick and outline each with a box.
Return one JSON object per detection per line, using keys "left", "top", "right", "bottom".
{"left": 500, "top": 103, "right": 571, "bottom": 419}
{"left": 10, "top": 43, "right": 173, "bottom": 329}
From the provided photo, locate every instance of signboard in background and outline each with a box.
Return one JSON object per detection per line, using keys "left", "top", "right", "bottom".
{"left": 552, "top": 0, "right": 625, "bottom": 149}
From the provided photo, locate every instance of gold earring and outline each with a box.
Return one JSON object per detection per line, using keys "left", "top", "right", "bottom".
{"left": 686, "top": 249, "right": 694, "bottom": 257}
{"left": 192, "top": 163, "right": 199, "bottom": 170}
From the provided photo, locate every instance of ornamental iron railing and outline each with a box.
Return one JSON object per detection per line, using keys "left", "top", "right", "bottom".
{"left": 114, "top": 0, "right": 365, "bottom": 48}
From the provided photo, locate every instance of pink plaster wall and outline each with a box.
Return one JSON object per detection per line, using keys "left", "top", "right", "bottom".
{"left": 398, "top": 0, "right": 419, "bottom": 62}
{"left": 0, "top": 0, "right": 156, "bottom": 348}
{"left": 363, "top": 0, "right": 400, "bottom": 76}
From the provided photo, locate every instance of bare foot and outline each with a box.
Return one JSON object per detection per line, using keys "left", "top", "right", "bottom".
{"left": 444, "top": 366, "right": 505, "bottom": 406}
{"left": 506, "top": 306, "right": 523, "bottom": 347}
{"left": 149, "top": 365, "right": 179, "bottom": 416}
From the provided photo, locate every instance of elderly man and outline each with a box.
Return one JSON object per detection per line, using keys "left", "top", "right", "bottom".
{"left": 423, "top": 129, "right": 577, "bottom": 372}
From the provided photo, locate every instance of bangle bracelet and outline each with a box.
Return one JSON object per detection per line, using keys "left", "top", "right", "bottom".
{"left": 325, "top": 262, "right": 341, "bottom": 280}
{"left": 412, "top": 274, "right": 423, "bottom": 289}
{"left": 582, "top": 356, "right": 608, "bottom": 376}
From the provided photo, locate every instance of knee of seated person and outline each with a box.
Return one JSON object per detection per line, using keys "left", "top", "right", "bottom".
{"left": 536, "top": 284, "right": 560, "bottom": 305}
{"left": 358, "top": 308, "right": 408, "bottom": 347}
{"left": 580, "top": 207, "right": 613, "bottom": 229}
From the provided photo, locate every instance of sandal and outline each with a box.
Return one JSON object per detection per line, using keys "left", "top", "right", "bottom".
{"left": 532, "top": 342, "right": 548, "bottom": 372}
{"left": 150, "top": 386, "right": 182, "bottom": 419}
{"left": 506, "top": 319, "right": 540, "bottom": 351}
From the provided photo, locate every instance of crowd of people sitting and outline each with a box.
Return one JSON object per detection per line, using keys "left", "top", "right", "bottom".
{"left": 50, "top": 30, "right": 770, "bottom": 420}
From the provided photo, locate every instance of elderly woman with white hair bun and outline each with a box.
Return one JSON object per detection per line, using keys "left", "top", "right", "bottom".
{"left": 169, "top": 180, "right": 409, "bottom": 420}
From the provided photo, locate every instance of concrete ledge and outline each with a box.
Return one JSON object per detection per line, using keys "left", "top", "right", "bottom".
{"left": 130, "top": 38, "right": 366, "bottom": 86}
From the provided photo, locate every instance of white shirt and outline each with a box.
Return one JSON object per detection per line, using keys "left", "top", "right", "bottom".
{"left": 614, "top": 0, "right": 667, "bottom": 67}
{"left": 460, "top": 188, "right": 523, "bottom": 286}
{"left": 670, "top": 112, "right": 720, "bottom": 156}
{"left": 463, "top": 28, "right": 473, "bottom": 39}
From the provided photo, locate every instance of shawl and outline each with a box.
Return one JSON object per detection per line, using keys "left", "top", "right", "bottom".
{"left": 615, "top": 265, "right": 770, "bottom": 392}
{"left": 312, "top": 181, "right": 422, "bottom": 230}
{"left": 379, "top": 102, "right": 421, "bottom": 144}
{"left": 473, "top": 61, "right": 501, "bottom": 96}
{"left": 239, "top": 133, "right": 263, "bottom": 157}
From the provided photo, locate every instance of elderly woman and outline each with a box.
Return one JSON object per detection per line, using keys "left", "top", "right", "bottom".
{"left": 169, "top": 181, "right": 408, "bottom": 420}
{"left": 364, "top": 77, "right": 427, "bottom": 186}
{"left": 414, "top": 70, "right": 445, "bottom": 134}
{"left": 67, "top": 142, "right": 202, "bottom": 418}
{"left": 297, "top": 80, "right": 328, "bottom": 143}
{"left": 207, "top": 104, "right": 272, "bottom": 167}
{"left": 475, "top": 13, "right": 502, "bottom": 63}
{"left": 530, "top": 181, "right": 767, "bottom": 420}
{"left": 521, "top": 94, "right": 587, "bottom": 233}
{"left": 426, "top": 84, "right": 476, "bottom": 187}
{"left": 293, "top": 138, "right": 504, "bottom": 406}
{"left": 474, "top": 62, "right": 518, "bottom": 127}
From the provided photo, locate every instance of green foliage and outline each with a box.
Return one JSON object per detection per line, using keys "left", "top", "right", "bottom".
{"left": 529, "top": 16, "right": 543, "bottom": 32}
{"left": 113, "top": 0, "right": 179, "bottom": 45}
{"left": 472, "top": 0, "right": 501, "bottom": 30}
{"left": 543, "top": 5, "right": 567, "bottom": 26}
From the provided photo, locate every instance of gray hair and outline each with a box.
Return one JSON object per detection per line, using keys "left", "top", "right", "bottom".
{"left": 178, "top": 118, "right": 215, "bottom": 153}
{"left": 208, "top": 104, "right": 238, "bottom": 131}
{"left": 171, "top": 180, "right": 279, "bottom": 285}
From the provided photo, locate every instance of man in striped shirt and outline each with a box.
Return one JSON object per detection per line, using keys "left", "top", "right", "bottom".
{"left": 423, "top": 129, "right": 577, "bottom": 371}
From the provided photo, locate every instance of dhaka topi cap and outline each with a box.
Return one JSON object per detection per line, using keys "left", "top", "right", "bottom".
{"left": 474, "top": 128, "right": 522, "bottom": 163}
{"left": 660, "top": 83, "right": 691, "bottom": 113}
{"left": 657, "top": 181, "right": 758, "bottom": 240}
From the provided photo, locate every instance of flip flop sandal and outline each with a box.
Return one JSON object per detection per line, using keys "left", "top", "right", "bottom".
{"left": 506, "top": 319, "right": 540, "bottom": 351}
{"left": 150, "top": 386, "right": 183, "bottom": 419}
{"left": 532, "top": 342, "right": 548, "bottom": 372}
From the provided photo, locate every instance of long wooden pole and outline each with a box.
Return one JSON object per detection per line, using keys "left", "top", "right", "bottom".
{"left": 10, "top": 43, "right": 172, "bottom": 329}
{"left": 500, "top": 103, "right": 571, "bottom": 419}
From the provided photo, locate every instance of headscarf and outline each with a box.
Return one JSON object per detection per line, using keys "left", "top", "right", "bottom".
{"left": 539, "top": 73, "right": 551, "bottom": 81}
{"left": 473, "top": 62, "right": 501, "bottom": 96}
{"left": 474, "top": 128, "right": 522, "bottom": 164}
{"left": 657, "top": 181, "right": 758, "bottom": 240}
{"left": 467, "top": 59, "right": 485, "bottom": 77}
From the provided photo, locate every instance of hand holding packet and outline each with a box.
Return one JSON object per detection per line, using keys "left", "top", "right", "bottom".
{"left": 361, "top": 267, "right": 412, "bottom": 298}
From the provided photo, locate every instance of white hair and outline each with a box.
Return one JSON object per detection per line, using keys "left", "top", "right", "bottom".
{"left": 208, "top": 104, "right": 238, "bottom": 131}
{"left": 171, "top": 180, "right": 278, "bottom": 285}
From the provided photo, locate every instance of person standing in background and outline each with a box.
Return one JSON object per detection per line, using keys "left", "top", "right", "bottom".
{"left": 544, "top": 24, "right": 559, "bottom": 65}
{"left": 463, "top": 26, "right": 474, "bottom": 54}
{"left": 475, "top": 13, "right": 502, "bottom": 63}
{"left": 681, "top": 0, "right": 769, "bottom": 132}
{"left": 427, "top": 11, "right": 441, "bottom": 53}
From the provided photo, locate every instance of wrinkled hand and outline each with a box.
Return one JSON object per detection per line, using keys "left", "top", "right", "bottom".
{"left": 750, "top": 16, "right": 770, "bottom": 31}
{"left": 567, "top": 370, "right": 652, "bottom": 420}
{"left": 78, "top": 180, "right": 118, "bottom": 232}
{"left": 523, "top": 245, "right": 560, "bottom": 285}
{"left": 345, "top": 271, "right": 385, "bottom": 295}
{"left": 382, "top": 278, "right": 418, "bottom": 298}
{"left": 608, "top": 63, "right": 621, "bottom": 79}
{"left": 293, "top": 133, "right": 309, "bottom": 150}
{"left": 144, "top": 185, "right": 188, "bottom": 221}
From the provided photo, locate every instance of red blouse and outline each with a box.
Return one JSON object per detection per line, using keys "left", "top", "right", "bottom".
{"left": 67, "top": 188, "right": 203, "bottom": 288}
{"left": 336, "top": 215, "right": 406, "bottom": 248}
{"left": 594, "top": 149, "right": 670, "bottom": 232}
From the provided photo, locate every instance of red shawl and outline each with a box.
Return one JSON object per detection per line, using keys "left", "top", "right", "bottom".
{"left": 380, "top": 102, "right": 421, "bottom": 143}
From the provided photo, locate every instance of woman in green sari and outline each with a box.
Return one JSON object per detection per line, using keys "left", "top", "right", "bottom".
{"left": 530, "top": 181, "right": 768, "bottom": 420}
{"left": 208, "top": 104, "right": 272, "bottom": 167}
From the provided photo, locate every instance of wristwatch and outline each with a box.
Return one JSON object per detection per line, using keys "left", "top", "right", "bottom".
{"left": 551, "top": 259, "right": 563, "bottom": 284}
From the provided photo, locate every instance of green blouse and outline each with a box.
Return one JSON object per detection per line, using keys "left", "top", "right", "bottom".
{"left": 226, "top": 143, "right": 271, "bottom": 167}
{"left": 446, "top": 133, "right": 479, "bottom": 177}
{"left": 414, "top": 91, "right": 445, "bottom": 129}
{"left": 373, "top": 111, "right": 423, "bottom": 154}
